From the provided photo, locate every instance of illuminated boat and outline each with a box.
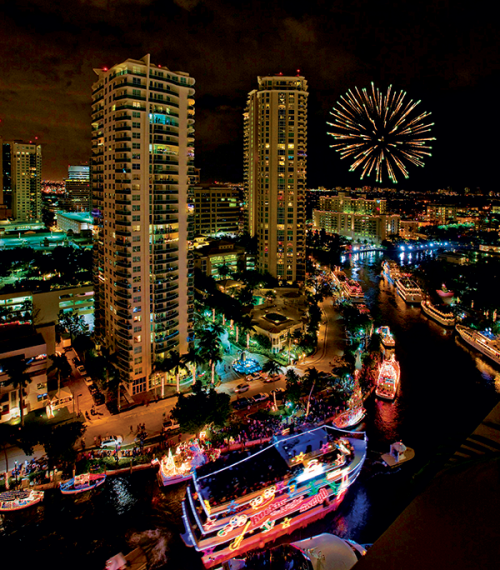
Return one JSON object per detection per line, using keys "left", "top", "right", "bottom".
{"left": 377, "top": 326, "right": 395, "bottom": 348}
{"left": 421, "top": 299, "right": 456, "bottom": 327}
{"left": 0, "top": 489, "right": 44, "bottom": 512}
{"left": 456, "top": 324, "right": 500, "bottom": 367}
{"left": 395, "top": 277, "right": 422, "bottom": 304}
{"left": 158, "top": 442, "right": 209, "bottom": 487}
{"left": 180, "top": 426, "right": 367, "bottom": 569}
{"left": 60, "top": 472, "right": 106, "bottom": 495}
{"left": 291, "top": 533, "right": 367, "bottom": 569}
{"left": 381, "top": 260, "right": 402, "bottom": 284}
{"left": 333, "top": 372, "right": 366, "bottom": 429}
{"left": 376, "top": 357, "right": 400, "bottom": 400}
{"left": 436, "top": 284, "right": 454, "bottom": 299}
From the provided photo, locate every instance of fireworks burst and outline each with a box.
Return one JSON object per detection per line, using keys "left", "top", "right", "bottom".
{"left": 327, "top": 83, "right": 435, "bottom": 184}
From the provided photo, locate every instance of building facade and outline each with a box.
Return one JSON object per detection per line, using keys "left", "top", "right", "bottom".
{"left": 65, "top": 165, "right": 91, "bottom": 212}
{"left": 193, "top": 184, "right": 239, "bottom": 236}
{"left": 193, "top": 240, "right": 255, "bottom": 281}
{"left": 319, "top": 192, "right": 386, "bottom": 215}
{"left": 0, "top": 140, "right": 42, "bottom": 221}
{"left": 427, "top": 204, "right": 457, "bottom": 224}
{"left": 91, "top": 54, "right": 195, "bottom": 396}
{"left": 56, "top": 211, "right": 93, "bottom": 234}
{"left": 244, "top": 75, "right": 307, "bottom": 284}
{"left": 313, "top": 210, "right": 400, "bottom": 244}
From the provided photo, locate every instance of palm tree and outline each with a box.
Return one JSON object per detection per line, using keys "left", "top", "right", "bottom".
{"left": 263, "top": 358, "right": 282, "bottom": 377}
{"left": 237, "top": 315, "right": 255, "bottom": 348}
{"left": 48, "top": 353, "right": 72, "bottom": 398}
{"left": 169, "top": 351, "right": 187, "bottom": 393}
{"left": 303, "top": 367, "right": 320, "bottom": 418}
{"left": 198, "top": 329, "right": 223, "bottom": 385}
{"left": 4, "top": 358, "right": 32, "bottom": 427}
{"left": 181, "top": 347, "right": 206, "bottom": 385}
{"left": 218, "top": 263, "right": 232, "bottom": 293}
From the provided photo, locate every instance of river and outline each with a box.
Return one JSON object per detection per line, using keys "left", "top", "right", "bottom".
{"left": 1, "top": 250, "right": 499, "bottom": 569}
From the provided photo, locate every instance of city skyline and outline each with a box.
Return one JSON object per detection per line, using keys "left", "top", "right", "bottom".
{"left": 0, "top": 1, "right": 498, "bottom": 191}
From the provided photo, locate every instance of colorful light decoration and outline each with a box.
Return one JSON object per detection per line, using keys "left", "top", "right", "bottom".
{"left": 327, "top": 83, "right": 435, "bottom": 183}
{"left": 292, "top": 451, "right": 306, "bottom": 463}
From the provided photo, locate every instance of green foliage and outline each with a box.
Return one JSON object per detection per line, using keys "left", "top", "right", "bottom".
{"left": 285, "top": 369, "right": 302, "bottom": 404}
{"left": 263, "top": 358, "right": 282, "bottom": 376}
{"left": 254, "top": 333, "right": 272, "bottom": 350}
{"left": 39, "top": 420, "right": 86, "bottom": 471}
{"left": 58, "top": 309, "right": 90, "bottom": 339}
{"left": 171, "top": 381, "right": 231, "bottom": 434}
{"left": 3, "top": 358, "right": 32, "bottom": 427}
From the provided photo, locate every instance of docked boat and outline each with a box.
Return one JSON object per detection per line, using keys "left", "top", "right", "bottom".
{"left": 291, "top": 533, "right": 367, "bottom": 569}
{"left": 421, "top": 299, "right": 456, "bottom": 327}
{"left": 395, "top": 277, "right": 422, "bottom": 303}
{"left": 0, "top": 489, "right": 44, "bottom": 512}
{"left": 60, "top": 472, "right": 106, "bottom": 495}
{"left": 381, "top": 260, "right": 402, "bottom": 284}
{"left": 180, "top": 426, "right": 367, "bottom": 568}
{"left": 376, "top": 356, "right": 400, "bottom": 400}
{"left": 377, "top": 326, "right": 396, "bottom": 348}
{"left": 456, "top": 324, "right": 500, "bottom": 366}
{"left": 381, "top": 441, "right": 415, "bottom": 469}
{"left": 158, "top": 442, "right": 209, "bottom": 487}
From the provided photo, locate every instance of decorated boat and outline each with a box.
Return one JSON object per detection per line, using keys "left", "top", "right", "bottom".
{"left": 436, "top": 284, "right": 454, "bottom": 299}
{"left": 376, "top": 356, "right": 400, "bottom": 400}
{"left": 59, "top": 472, "right": 106, "bottom": 495}
{"left": 377, "top": 326, "right": 396, "bottom": 348}
{"left": 0, "top": 489, "right": 44, "bottom": 512}
{"left": 395, "top": 277, "right": 422, "bottom": 303}
{"left": 180, "top": 425, "right": 367, "bottom": 568}
{"left": 421, "top": 299, "right": 456, "bottom": 327}
{"left": 381, "top": 260, "right": 402, "bottom": 284}
{"left": 456, "top": 324, "right": 500, "bottom": 367}
{"left": 333, "top": 371, "right": 366, "bottom": 430}
{"left": 158, "top": 441, "right": 210, "bottom": 487}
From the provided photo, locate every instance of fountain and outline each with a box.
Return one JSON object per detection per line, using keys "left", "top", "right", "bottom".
{"left": 233, "top": 350, "right": 262, "bottom": 375}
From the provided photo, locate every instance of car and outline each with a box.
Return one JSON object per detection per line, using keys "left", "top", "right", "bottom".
{"left": 73, "top": 357, "right": 82, "bottom": 366}
{"left": 93, "top": 392, "right": 105, "bottom": 405}
{"left": 235, "top": 383, "right": 249, "bottom": 393}
{"left": 83, "top": 376, "right": 93, "bottom": 386}
{"left": 163, "top": 419, "right": 180, "bottom": 432}
{"left": 252, "top": 393, "right": 269, "bottom": 403}
{"left": 100, "top": 435, "right": 123, "bottom": 448}
{"left": 232, "top": 397, "right": 250, "bottom": 410}
{"left": 264, "top": 374, "right": 281, "bottom": 383}
{"left": 77, "top": 365, "right": 86, "bottom": 374}
{"left": 270, "top": 388, "right": 285, "bottom": 401}
{"left": 88, "top": 383, "right": 99, "bottom": 394}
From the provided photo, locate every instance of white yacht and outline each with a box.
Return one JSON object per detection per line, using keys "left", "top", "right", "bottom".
{"left": 421, "top": 299, "right": 456, "bottom": 327}
{"left": 456, "top": 324, "right": 500, "bottom": 366}
{"left": 395, "top": 277, "right": 422, "bottom": 303}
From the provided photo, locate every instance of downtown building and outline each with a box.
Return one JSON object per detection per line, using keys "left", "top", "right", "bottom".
{"left": 0, "top": 138, "right": 42, "bottom": 221}
{"left": 91, "top": 55, "right": 195, "bottom": 396}
{"left": 65, "top": 164, "right": 91, "bottom": 212}
{"left": 244, "top": 75, "right": 307, "bottom": 284}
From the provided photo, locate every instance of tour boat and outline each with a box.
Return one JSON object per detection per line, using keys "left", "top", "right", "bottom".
{"left": 344, "top": 279, "right": 365, "bottom": 302}
{"left": 395, "top": 277, "right": 422, "bottom": 303}
{"left": 332, "top": 406, "right": 366, "bottom": 430}
{"left": 180, "top": 426, "right": 367, "bottom": 569}
{"left": 377, "top": 326, "right": 396, "bottom": 348}
{"left": 0, "top": 489, "right": 44, "bottom": 512}
{"left": 376, "top": 356, "right": 400, "bottom": 400}
{"left": 456, "top": 324, "right": 500, "bottom": 367}
{"left": 59, "top": 472, "right": 106, "bottom": 495}
{"left": 158, "top": 442, "right": 209, "bottom": 487}
{"left": 421, "top": 299, "right": 456, "bottom": 327}
{"left": 436, "top": 284, "right": 454, "bottom": 299}
{"left": 381, "top": 260, "right": 402, "bottom": 284}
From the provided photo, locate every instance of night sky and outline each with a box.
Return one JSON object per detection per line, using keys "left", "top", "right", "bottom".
{"left": 1, "top": 0, "right": 498, "bottom": 191}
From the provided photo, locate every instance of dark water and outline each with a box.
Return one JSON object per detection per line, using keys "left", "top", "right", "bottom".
{"left": 2, "top": 250, "right": 499, "bottom": 567}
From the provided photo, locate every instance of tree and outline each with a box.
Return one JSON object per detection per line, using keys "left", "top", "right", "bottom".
{"left": 48, "top": 353, "right": 72, "bottom": 398}
{"left": 40, "top": 420, "right": 86, "bottom": 471}
{"left": 254, "top": 334, "right": 272, "bottom": 351}
{"left": 3, "top": 358, "right": 32, "bottom": 427}
{"left": 263, "top": 359, "right": 282, "bottom": 376}
{"left": 72, "top": 334, "right": 95, "bottom": 363}
{"left": 181, "top": 347, "right": 206, "bottom": 385}
{"left": 58, "top": 309, "right": 89, "bottom": 340}
{"left": 171, "top": 381, "right": 230, "bottom": 436}
{"left": 197, "top": 326, "right": 224, "bottom": 384}
{"left": 285, "top": 369, "right": 302, "bottom": 404}
{"left": 218, "top": 263, "right": 232, "bottom": 293}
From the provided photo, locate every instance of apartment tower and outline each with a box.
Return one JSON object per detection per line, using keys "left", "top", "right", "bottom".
{"left": 91, "top": 55, "right": 195, "bottom": 396}
{"left": 1, "top": 139, "right": 42, "bottom": 221}
{"left": 65, "top": 165, "right": 91, "bottom": 212}
{"left": 244, "top": 75, "right": 307, "bottom": 284}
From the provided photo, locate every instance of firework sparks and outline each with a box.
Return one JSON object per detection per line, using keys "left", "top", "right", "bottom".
{"left": 327, "top": 83, "right": 435, "bottom": 183}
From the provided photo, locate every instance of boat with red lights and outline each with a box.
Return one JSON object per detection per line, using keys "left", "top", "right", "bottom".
{"left": 60, "top": 472, "right": 106, "bottom": 495}
{"left": 436, "top": 284, "right": 454, "bottom": 299}
{"left": 158, "top": 441, "right": 210, "bottom": 487}
{"left": 377, "top": 326, "right": 395, "bottom": 348}
{"left": 180, "top": 426, "right": 367, "bottom": 568}
{"left": 421, "top": 299, "right": 456, "bottom": 327}
{"left": 0, "top": 489, "right": 44, "bottom": 512}
{"left": 376, "top": 357, "right": 400, "bottom": 400}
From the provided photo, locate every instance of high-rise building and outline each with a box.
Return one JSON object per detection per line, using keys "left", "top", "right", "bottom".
{"left": 319, "top": 192, "right": 387, "bottom": 215}
{"left": 65, "top": 164, "right": 91, "bottom": 212}
{"left": 0, "top": 139, "right": 41, "bottom": 221}
{"left": 193, "top": 184, "right": 240, "bottom": 236}
{"left": 244, "top": 75, "right": 307, "bottom": 284}
{"left": 91, "top": 54, "right": 195, "bottom": 397}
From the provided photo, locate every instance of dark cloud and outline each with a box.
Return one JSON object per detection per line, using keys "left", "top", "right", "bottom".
{"left": 0, "top": 0, "right": 498, "bottom": 189}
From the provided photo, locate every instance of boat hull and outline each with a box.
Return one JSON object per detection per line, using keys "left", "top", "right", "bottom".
{"left": 420, "top": 301, "right": 456, "bottom": 327}
{"left": 60, "top": 475, "right": 106, "bottom": 495}
{"left": 158, "top": 472, "right": 192, "bottom": 487}
{"left": 456, "top": 325, "right": 500, "bottom": 367}
{"left": 0, "top": 490, "right": 44, "bottom": 512}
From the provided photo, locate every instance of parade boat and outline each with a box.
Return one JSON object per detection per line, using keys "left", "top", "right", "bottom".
{"left": 60, "top": 472, "right": 106, "bottom": 495}
{"left": 332, "top": 268, "right": 348, "bottom": 291}
{"left": 158, "top": 441, "right": 210, "bottom": 487}
{"left": 377, "top": 326, "right": 396, "bottom": 348}
{"left": 333, "top": 372, "right": 366, "bottom": 430}
{"left": 381, "top": 260, "right": 402, "bottom": 284}
{"left": 376, "top": 357, "right": 400, "bottom": 400}
{"left": 180, "top": 426, "right": 367, "bottom": 569}
{"left": 395, "top": 277, "right": 422, "bottom": 304}
{"left": 344, "top": 279, "right": 365, "bottom": 303}
{"left": 421, "top": 299, "right": 456, "bottom": 327}
{"left": 0, "top": 489, "right": 44, "bottom": 512}
{"left": 436, "top": 284, "right": 454, "bottom": 299}
{"left": 456, "top": 324, "right": 500, "bottom": 367}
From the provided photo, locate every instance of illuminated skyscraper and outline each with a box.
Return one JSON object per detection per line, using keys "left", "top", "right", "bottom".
{"left": 244, "top": 75, "right": 307, "bottom": 284}
{"left": 91, "top": 54, "right": 195, "bottom": 396}
{"left": 65, "top": 164, "right": 91, "bottom": 212}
